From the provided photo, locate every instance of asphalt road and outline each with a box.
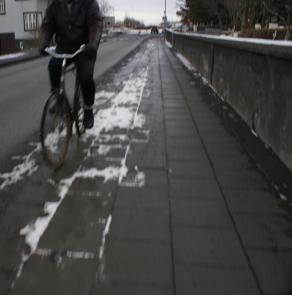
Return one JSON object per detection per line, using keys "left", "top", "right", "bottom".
{"left": 0, "top": 34, "right": 147, "bottom": 167}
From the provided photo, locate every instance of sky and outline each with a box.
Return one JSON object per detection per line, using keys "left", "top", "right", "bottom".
{"left": 108, "top": 0, "right": 180, "bottom": 25}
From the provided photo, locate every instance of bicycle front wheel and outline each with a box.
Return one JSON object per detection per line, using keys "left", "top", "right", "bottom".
{"left": 40, "top": 93, "right": 72, "bottom": 168}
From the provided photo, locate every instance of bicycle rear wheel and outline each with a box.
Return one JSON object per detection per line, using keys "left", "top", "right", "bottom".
{"left": 74, "top": 85, "right": 85, "bottom": 136}
{"left": 40, "top": 93, "right": 72, "bottom": 168}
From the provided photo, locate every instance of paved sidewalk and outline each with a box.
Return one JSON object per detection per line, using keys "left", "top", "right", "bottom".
{"left": 9, "top": 38, "right": 292, "bottom": 295}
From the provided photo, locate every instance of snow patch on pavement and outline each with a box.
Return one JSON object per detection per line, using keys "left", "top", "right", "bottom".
{"left": 176, "top": 53, "right": 195, "bottom": 72}
{"left": 98, "top": 134, "right": 129, "bottom": 144}
{"left": 133, "top": 114, "right": 146, "bottom": 129}
{"left": 98, "top": 215, "right": 112, "bottom": 260}
{"left": 165, "top": 40, "right": 173, "bottom": 49}
{"left": 17, "top": 66, "right": 149, "bottom": 280}
{"left": 86, "top": 69, "right": 148, "bottom": 158}
{"left": 0, "top": 144, "right": 40, "bottom": 191}
{"left": 120, "top": 171, "right": 146, "bottom": 188}
{"left": 97, "top": 214, "right": 112, "bottom": 280}
{"left": 97, "top": 144, "right": 124, "bottom": 156}
{"left": 280, "top": 193, "right": 288, "bottom": 201}
{"left": 95, "top": 91, "right": 115, "bottom": 100}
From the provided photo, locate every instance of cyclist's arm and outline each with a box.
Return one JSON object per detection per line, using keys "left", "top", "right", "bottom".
{"left": 87, "top": 0, "right": 103, "bottom": 47}
{"left": 41, "top": 4, "right": 56, "bottom": 45}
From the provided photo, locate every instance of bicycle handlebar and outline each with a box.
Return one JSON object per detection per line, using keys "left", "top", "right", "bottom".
{"left": 45, "top": 44, "right": 85, "bottom": 59}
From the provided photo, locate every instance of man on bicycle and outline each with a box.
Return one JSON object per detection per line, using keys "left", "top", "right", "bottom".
{"left": 40, "top": 0, "right": 103, "bottom": 129}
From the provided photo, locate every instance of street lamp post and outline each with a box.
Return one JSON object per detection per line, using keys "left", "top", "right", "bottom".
{"left": 163, "top": 0, "right": 167, "bottom": 36}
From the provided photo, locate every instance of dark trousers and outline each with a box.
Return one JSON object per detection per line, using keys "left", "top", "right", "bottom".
{"left": 48, "top": 53, "right": 96, "bottom": 107}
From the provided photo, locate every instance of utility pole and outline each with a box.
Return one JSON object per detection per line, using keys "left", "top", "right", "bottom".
{"left": 163, "top": 0, "right": 167, "bottom": 36}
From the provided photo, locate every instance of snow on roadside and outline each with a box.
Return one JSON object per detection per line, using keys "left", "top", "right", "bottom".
{"left": 0, "top": 52, "right": 26, "bottom": 60}
{"left": 165, "top": 40, "right": 173, "bottom": 49}
{"left": 0, "top": 144, "right": 40, "bottom": 191}
{"left": 168, "top": 29, "right": 292, "bottom": 47}
{"left": 176, "top": 53, "right": 195, "bottom": 72}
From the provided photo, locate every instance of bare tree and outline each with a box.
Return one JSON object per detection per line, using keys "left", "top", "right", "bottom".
{"left": 177, "top": 0, "right": 292, "bottom": 37}
{"left": 98, "top": 0, "right": 114, "bottom": 17}
{"left": 261, "top": 0, "right": 292, "bottom": 38}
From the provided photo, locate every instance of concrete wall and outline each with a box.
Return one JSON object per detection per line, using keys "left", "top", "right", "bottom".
{"left": 165, "top": 30, "right": 292, "bottom": 171}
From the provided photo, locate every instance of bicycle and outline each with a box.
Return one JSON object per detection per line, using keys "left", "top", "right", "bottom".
{"left": 40, "top": 45, "right": 86, "bottom": 169}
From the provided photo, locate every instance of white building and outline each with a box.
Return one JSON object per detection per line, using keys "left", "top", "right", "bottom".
{"left": 0, "top": 0, "right": 48, "bottom": 53}
{"left": 103, "top": 16, "right": 115, "bottom": 29}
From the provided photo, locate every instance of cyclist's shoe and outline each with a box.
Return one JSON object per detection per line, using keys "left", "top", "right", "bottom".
{"left": 83, "top": 109, "right": 94, "bottom": 129}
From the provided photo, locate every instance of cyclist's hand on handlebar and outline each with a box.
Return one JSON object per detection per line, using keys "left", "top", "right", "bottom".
{"left": 84, "top": 42, "right": 97, "bottom": 59}
{"left": 39, "top": 42, "right": 50, "bottom": 56}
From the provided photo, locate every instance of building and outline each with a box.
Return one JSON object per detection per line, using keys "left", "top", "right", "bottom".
{"left": 103, "top": 16, "right": 115, "bottom": 29}
{"left": 0, "top": 0, "right": 48, "bottom": 54}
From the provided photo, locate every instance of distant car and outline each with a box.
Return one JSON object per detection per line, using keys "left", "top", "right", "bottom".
{"left": 151, "top": 26, "right": 159, "bottom": 34}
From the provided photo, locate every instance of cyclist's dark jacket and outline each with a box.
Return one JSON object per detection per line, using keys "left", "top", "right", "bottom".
{"left": 41, "top": 0, "right": 103, "bottom": 53}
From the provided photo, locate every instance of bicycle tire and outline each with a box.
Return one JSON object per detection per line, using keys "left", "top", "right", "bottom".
{"left": 73, "top": 85, "right": 85, "bottom": 136}
{"left": 40, "top": 93, "right": 72, "bottom": 168}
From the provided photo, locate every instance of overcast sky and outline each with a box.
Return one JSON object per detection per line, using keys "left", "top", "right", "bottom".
{"left": 108, "top": 0, "right": 179, "bottom": 25}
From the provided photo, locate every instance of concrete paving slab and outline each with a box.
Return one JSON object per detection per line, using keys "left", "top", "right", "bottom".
{"left": 224, "top": 189, "right": 283, "bottom": 214}
{"left": 11, "top": 255, "right": 97, "bottom": 295}
{"left": 91, "top": 282, "right": 172, "bottom": 295}
{"left": 175, "top": 263, "right": 260, "bottom": 295}
{"left": 140, "top": 170, "right": 168, "bottom": 187}
{"left": 166, "top": 136, "right": 202, "bottom": 149}
{"left": 98, "top": 239, "right": 172, "bottom": 287}
{"left": 165, "top": 126, "right": 198, "bottom": 138}
{"left": 0, "top": 239, "right": 25, "bottom": 279}
{"left": 164, "top": 117, "right": 194, "bottom": 125}
{"left": 126, "top": 152, "right": 166, "bottom": 169}
{"left": 171, "top": 199, "right": 233, "bottom": 228}
{"left": 216, "top": 171, "right": 269, "bottom": 190}
{"left": 211, "top": 154, "right": 255, "bottom": 172}
{"left": 169, "top": 160, "right": 214, "bottom": 179}
{"left": 165, "top": 122, "right": 195, "bottom": 131}
{"left": 0, "top": 272, "right": 13, "bottom": 295}
{"left": 204, "top": 142, "right": 244, "bottom": 157}
{"left": 169, "top": 178, "right": 222, "bottom": 200}
{"left": 164, "top": 105, "right": 188, "bottom": 111}
{"left": 167, "top": 147, "right": 208, "bottom": 162}
{"left": 110, "top": 209, "right": 169, "bottom": 242}
{"left": 233, "top": 213, "right": 292, "bottom": 249}
{"left": 115, "top": 187, "right": 168, "bottom": 210}
{"left": 164, "top": 108, "right": 190, "bottom": 115}
{"left": 173, "top": 227, "right": 247, "bottom": 266}
{"left": 247, "top": 250, "right": 292, "bottom": 295}
{"left": 38, "top": 190, "right": 109, "bottom": 252}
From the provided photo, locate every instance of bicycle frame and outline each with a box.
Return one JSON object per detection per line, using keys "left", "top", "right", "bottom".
{"left": 45, "top": 44, "right": 86, "bottom": 135}
{"left": 40, "top": 45, "right": 86, "bottom": 168}
{"left": 45, "top": 45, "right": 85, "bottom": 97}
